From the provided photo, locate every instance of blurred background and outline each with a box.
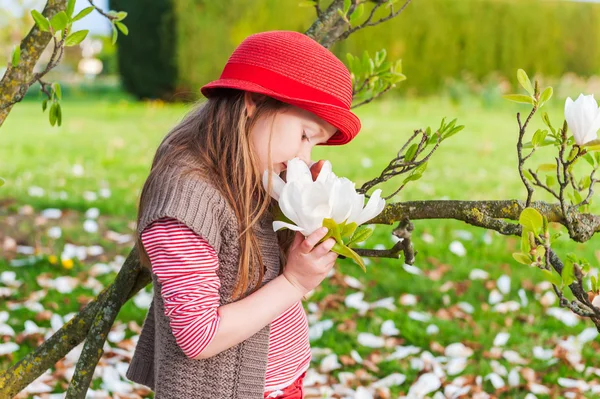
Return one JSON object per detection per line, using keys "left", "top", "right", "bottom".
{"left": 1, "top": 0, "right": 600, "bottom": 398}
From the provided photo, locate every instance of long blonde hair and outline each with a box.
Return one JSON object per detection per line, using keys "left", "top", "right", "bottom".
{"left": 136, "top": 88, "right": 296, "bottom": 300}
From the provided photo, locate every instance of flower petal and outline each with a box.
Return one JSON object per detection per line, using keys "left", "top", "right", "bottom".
{"left": 273, "top": 221, "right": 304, "bottom": 232}
{"left": 262, "top": 170, "right": 285, "bottom": 201}
{"left": 355, "top": 189, "right": 386, "bottom": 225}
{"left": 286, "top": 157, "right": 312, "bottom": 184}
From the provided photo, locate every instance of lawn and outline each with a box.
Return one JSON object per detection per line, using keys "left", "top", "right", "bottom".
{"left": 1, "top": 89, "right": 599, "bottom": 398}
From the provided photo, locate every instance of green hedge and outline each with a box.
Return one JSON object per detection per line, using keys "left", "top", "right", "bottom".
{"left": 109, "top": 0, "right": 178, "bottom": 100}
{"left": 111, "top": 0, "right": 600, "bottom": 99}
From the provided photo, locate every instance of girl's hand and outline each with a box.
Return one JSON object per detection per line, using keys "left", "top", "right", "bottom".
{"left": 283, "top": 227, "right": 338, "bottom": 295}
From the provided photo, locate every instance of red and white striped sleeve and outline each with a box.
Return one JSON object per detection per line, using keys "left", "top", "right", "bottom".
{"left": 141, "top": 217, "right": 222, "bottom": 360}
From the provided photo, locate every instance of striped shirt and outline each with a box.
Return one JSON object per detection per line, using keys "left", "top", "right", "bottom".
{"left": 141, "top": 217, "right": 311, "bottom": 394}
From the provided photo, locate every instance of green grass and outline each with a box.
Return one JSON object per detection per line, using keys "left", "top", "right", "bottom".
{"left": 1, "top": 91, "right": 600, "bottom": 398}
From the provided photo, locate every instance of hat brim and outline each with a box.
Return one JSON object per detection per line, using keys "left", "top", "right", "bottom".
{"left": 200, "top": 79, "right": 361, "bottom": 145}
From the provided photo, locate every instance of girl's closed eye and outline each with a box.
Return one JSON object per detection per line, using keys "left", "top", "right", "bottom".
{"left": 302, "top": 131, "right": 311, "bottom": 143}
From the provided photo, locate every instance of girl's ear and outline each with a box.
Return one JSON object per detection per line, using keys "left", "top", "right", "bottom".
{"left": 244, "top": 91, "right": 267, "bottom": 118}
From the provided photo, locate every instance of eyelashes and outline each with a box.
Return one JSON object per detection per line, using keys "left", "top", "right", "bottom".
{"left": 302, "top": 131, "right": 311, "bottom": 143}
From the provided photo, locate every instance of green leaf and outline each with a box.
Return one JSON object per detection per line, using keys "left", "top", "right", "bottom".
{"left": 65, "top": 30, "right": 89, "bottom": 46}
{"left": 42, "top": 99, "right": 48, "bottom": 112}
{"left": 0, "top": 177, "right": 4, "bottom": 187}
{"left": 519, "top": 207, "right": 543, "bottom": 234}
{"left": 592, "top": 275, "right": 598, "bottom": 292}
{"left": 332, "top": 242, "right": 365, "bottom": 272}
{"left": 532, "top": 129, "right": 548, "bottom": 147}
{"left": 546, "top": 175, "right": 556, "bottom": 188}
{"left": 11, "top": 46, "right": 20, "bottom": 68}
{"left": 523, "top": 169, "right": 534, "bottom": 181}
{"left": 541, "top": 112, "right": 556, "bottom": 135}
{"left": 513, "top": 252, "right": 532, "bottom": 265}
{"left": 31, "top": 10, "right": 50, "bottom": 32}
{"left": 115, "top": 11, "right": 128, "bottom": 21}
{"left": 50, "top": 11, "right": 69, "bottom": 32}
{"left": 517, "top": 69, "right": 534, "bottom": 96}
{"left": 341, "top": 222, "right": 358, "bottom": 241}
{"left": 403, "top": 172, "right": 423, "bottom": 185}
{"left": 539, "top": 87, "right": 553, "bottom": 106}
{"left": 67, "top": 0, "right": 76, "bottom": 17}
{"left": 322, "top": 218, "right": 342, "bottom": 243}
{"left": 72, "top": 6, "right": 94, "bottom": 22}
{"left": 541, "top": 269, "right": 562, "bottom": 288}
{"left": 343, "top": 0, "right": 351, "bottom": 14}
{"left": 562, "top": 261, "right": 576, "bottom": 287}
{"left": 56, "top": 102, "right": 62, "bottom": 126}
{"left": 503, "top": 94, "right": 534, "bottom": 105}
{"left": 443, "top": 125, "right": 465, "bottom": 141}
{"left": 580, "top": 175, "right": 592, "bottom": 190}
{"left": 537, "top": 163, "right": 556, "bottom": 173}
{"left": 405, "top": 143, "right": 418, "bottom": 162}
{"left": 520, "top": 230, "right": 531, "bottom": 253}
{"left": 52, "top": 82, "right": 62, "bottom": 100}
{"left": 115, "top": 21, "right": 128, "bottom": 35}
{"left": 349, "top": 3, "right": 364, "bottom": 26}
{"left": 583, "top": 153, "right": 596, "bottom": 167}
{"left": 49, "top": 102, "right": 58, "bottom": 126}
{"left": 535, "top": 245, "right": 546, "bottom": 260}
{"left": 348, "top": 226, "right": 373, "bottom": 247}
{"left": 111, "top": 24, "right": 118, "bottom": 45}
{"left": 583, "top": 139, "right": 600, "bottom": 147}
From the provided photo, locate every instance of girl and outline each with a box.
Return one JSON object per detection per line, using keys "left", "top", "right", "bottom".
{"left": 125, "top": 30, "right": 362, "bottom": 399}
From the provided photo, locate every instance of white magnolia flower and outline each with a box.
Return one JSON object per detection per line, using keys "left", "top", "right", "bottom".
{"left": 565, "top": 94, "right": 600, "bottom": 146}
{"left": 262, "top": 158, "right": 385, "bottom": 236}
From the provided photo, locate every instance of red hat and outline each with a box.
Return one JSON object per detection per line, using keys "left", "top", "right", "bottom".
{"left": 200, "top": 30, "right": 361, "bottom": 145}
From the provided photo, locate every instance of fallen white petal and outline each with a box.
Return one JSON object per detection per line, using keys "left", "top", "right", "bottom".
{"left": 47, "top": 226, "right": 62, "bottom": 239}
{"left": 388, "top": 345, "right": 422, "bottom": 361}
{"left": 358, "top": 332, "right": 385, "bottom": 348}
{"left": 469, "top": 269, "right": 489, "bottom": 280}
{"left": 320, "top": 353, "right": 342, "bottom": 372}
{"left": 488, "top": 289, "right": 503, "bottom": 305}
{"left": 493, "top": 332, "right": 510, "bottom": 347}
{"left": 508, "top": 368, "right": 520, "bottom": 387}
{"left": 497, "top": 275, "right": 511, "bottom": 295}
{"left": 370, "top": 373, "right": 406, "bottom": 388}
{"left": 485, "top": 373, "right": 505, "bottom": 389}
{"left": 447, "top": 358, "right": 468, "bottom": 376}
{"left": 83, "top": 219, "right": 99, "bottom": 233}
{"left": 41, "top": 208, "right": 62, "bottom": 219}
{"left": 381, "top": 320, "right": 400, "bottom": 336}
{"left": 449, "top": 241, "right": 467, "bottom": 257}
{"left": 547, "top": 307, "right": 580, "bottom": 326}
{"left": 426, "top": 324, "right": 440, "bottom": 335}
{"left": 408, "top": 372, "right": 442, "bottom": 397}
{"left": 85, "top": 207, "right": 100, "bottom": 219}
{"left": 0, "top": 342, "right": 19, "bottom": 355}
{"left": 408, "top": 311, "right": 431, "bottom": 322}
{"left": 445, "top": 343, "right": 474, "bottom": 358}
{"left": 133, "top": 289, "right": 153, "bottom": 309}
{"left": 533, "top": 346, "right": 553, "bottom": 360}
{"left": 502, "top": 350, "right": 528, "bottom": 365}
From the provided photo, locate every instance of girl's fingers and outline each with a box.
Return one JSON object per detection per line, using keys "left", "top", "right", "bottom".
{"left": 312, "top": 238, "right": 336, "bottom": 257}
{"left": 300, "top": 227, "right": 329, "bottom": 254}
{"left": 290, "top": 231, "right": 304, "bottom": 251}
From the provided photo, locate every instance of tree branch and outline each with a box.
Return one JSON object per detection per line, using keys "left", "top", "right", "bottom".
{"left": 65, "top": 249, "right": 142, "bottom": 398}
{"left": 0, "top": 249, "right": 151, "bottom": 398}
{"left": 369, "top": 199, "right": 600, "bottom": 243}
{"left": 0, "top": 0, "right": 67, "bottom": 128}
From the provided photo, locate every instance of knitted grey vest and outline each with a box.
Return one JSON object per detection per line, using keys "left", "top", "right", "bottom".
{"left": 125, "top": 165, "right": 281, "bottom": 398}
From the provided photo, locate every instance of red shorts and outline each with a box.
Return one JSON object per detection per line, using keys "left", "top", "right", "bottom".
{"left": 264, "top": 371, "right": 306, "bottom": 399}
